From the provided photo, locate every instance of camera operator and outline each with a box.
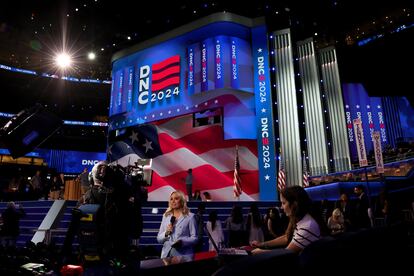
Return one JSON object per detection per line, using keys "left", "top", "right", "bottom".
{"left": 63, "top": 160, "right": 147, "bottom": 266}
{"left": 124, "top": 171, "right": 147, "bottom": 246}
{"left": 62, "top": 161, "right": 111, "bottom": 260}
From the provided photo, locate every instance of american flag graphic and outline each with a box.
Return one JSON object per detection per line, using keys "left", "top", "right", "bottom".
{"left": 151, "top": 55, "right": 180, "bottom": 92}
{"left": 302, "top": 151, "right": 309, "bottom": 187}
{"left": 277, "top": 151, "right": 286, "bottom": 192}
{"left": 233, "top": 145, "right": 242, "bottom": 198}
{"left": 108, "top": 106, "right": 259, "bottom": 201}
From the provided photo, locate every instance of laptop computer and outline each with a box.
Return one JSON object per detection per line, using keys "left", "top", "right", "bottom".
{"left": 204, "top": 226, "right": 250, "bottom": 256}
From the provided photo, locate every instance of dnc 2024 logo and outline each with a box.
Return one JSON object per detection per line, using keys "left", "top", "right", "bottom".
{"left": 137, "top": 55, "right": 181, "bottom": 105}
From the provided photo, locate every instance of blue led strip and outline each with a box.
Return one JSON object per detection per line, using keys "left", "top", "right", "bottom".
{"left": 187, "top": 44, "right": 196, "bottom": 95}
{"left": 0, "top": 113, "right": 107, "bottom": 127}
{"left": 252, "top": 25, "right": 278, "bottom": 200}
{"left": 230, "top": 38, "right": 239, "bottom": 89}
{"left": 201, "top": 41, "right": 209, "bottom": 92}
{"left": 63, "top": 120, "right": 108, "bottom": 126}
{"left": 126, "top": 67, "right": 134, "bottom": 112}
{"left": 214, "top": 36, "right": 224, "bottom": 89}
{"left": 0, "top": 63, "right": 111, "bottom": 84}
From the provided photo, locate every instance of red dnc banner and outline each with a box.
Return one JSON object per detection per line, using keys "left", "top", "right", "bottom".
{"left": 353, "top": 118, "right": 368, "bottom": 167}
{"left": 372, "top": 131, "right": 384, "bottom": 173}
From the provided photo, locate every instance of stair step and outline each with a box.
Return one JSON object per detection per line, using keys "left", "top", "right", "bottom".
{"left": 3, "top": 200, "right": 278, "bottom": 248}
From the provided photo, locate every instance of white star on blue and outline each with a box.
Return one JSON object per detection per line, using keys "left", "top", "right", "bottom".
{"left": 129, "top": 131, "right": 139, "bottom": 144}
{"left": 143, "top": 139, "right": 153, "bottom": 153}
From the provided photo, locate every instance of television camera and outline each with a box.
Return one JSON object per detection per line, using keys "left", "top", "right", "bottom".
{"left": 64, "top": 160, "right": 151, "bottom": 262}
{"left": 101, "top": 160, "right": 151, "bottom": 190}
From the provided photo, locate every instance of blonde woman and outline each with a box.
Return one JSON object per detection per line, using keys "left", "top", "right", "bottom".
{"left": 157, "top": 190, "right": 198, "bottom": 258}
{"left": 327, "top": 208, "right": 345, "bottom": 235}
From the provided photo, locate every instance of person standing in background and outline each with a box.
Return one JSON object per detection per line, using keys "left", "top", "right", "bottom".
{"left": 206, "top": 211, "right": 224, "bottom": 251}
{"left": 78, "top": 167, "right": 90, "bottom": 196}
{"left": 353, "top": 185, "right": 371, "bottom": 229}
{"left": 225, "top": 205, "right": 246, "bottom": 247}
{"left": 58, "top": 173, "right": 65, "bottom": 199}
{"left": 335, "top": 193, "right": 354, "bottom": 230}
{"left": 193, "top": 203, "right": 205, "bottom": 252}
{"left": 31, "top": 170, "right": 43, "bottom": 199}
{"left": 185, "top": 169, "right": 193, "bottom": 201}
{"left": 0, "top": 202, "right": 25, "bottom": 247}
{"left": 193, "top": 190, "right": 202, "bottom": 201}
{"left": 264, "top": 207, "right": 285, "bottom": 240}
{"left": 246, "top": 203, "right": 264, "bottom": 244}
{"left": 203, "top": 192, "right": 212, "bottom": 202}
{"left": 49, "top": 175, "right": 61, "bottom": 200}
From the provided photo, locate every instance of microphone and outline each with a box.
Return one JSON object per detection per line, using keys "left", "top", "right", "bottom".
{"left": 166, "top": 216, "right": 176, "bottom": 238}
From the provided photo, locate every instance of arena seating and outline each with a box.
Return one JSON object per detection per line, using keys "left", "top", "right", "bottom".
{"left": 1, "top": 199, "right": 277, "bottom": 252}
{"left": 212, "top": 223, "right": 412, "bottom": 275}
{"left": 1, "top": 199, "right": 413, "bottom": 274}
{"left": 0, "top": 200, "right": 54, "bottom": 247}
{"left": 139, "top": 201, "right": 278, "bottom": 254}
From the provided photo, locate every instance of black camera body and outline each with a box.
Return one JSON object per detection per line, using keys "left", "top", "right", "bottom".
{"left": 101, "top": 163, "right": 150, "bottom": 190}
{"left": 66, "top": 162, "right": 148, "bottom": 260}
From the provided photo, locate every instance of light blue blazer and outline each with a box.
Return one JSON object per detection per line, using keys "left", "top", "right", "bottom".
{"left": 157, "top": 212, "right": 198, "bottom": 258}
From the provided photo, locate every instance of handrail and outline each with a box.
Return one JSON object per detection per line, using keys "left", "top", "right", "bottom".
{"left": 31, "top": 200, "right": 67, "bottom": 245}
{"left": 309, "top": 157, "right": 414, "bottom": 185}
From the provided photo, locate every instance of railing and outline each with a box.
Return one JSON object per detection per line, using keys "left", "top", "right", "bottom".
{"left": 31, "top": 200, "right": 67, "bottom": 245}
{"left": 310, "top": 157, "right": 414, "bottom": 185}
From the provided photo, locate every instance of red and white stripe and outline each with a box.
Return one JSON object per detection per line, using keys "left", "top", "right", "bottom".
{"left": 115, "top": 113, "right": 258, "bottom": 201}
{"left": 277, "top": 169, "right": 286, "bottom": 192}
{"left": 303, "top": 172, "right": 309, "bottom": 187}
{"left": 302, "top": 152, "right": 309, "bottom": 187}
{"left": 233, "top": 146, "right": 242, "bottom": 198}
{"left": 277, "top": 151, "right": 286, "bottom": 192}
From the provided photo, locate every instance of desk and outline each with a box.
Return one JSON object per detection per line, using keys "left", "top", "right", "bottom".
{"left": 81, "top": 251, "right": 246, "bottom": 275}
{"left": 140, "top": 251, "right": 231, "bottom": 276}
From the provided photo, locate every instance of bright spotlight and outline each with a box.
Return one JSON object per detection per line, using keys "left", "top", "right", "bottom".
{"left": 55, "top": 53, "right": 72, "bottom": 68}
{"left": 88, "top": 52, "right": 96, "bottom": 60}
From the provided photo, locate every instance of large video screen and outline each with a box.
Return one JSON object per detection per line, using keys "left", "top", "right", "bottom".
{"left": 109, "top": 21, "right": 255, "bottom": 140}
{"left": 109, "top": 17, "right": 278, "bottom": 200}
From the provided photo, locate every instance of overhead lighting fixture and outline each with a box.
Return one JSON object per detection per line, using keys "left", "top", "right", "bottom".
{"left": 55, "top": 53, "right": 72, "bottom": 69}
{"left": 88, "top": 52, "right": 96, "bottom": 60}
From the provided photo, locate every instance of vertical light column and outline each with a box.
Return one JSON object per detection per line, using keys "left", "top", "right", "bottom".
{"left": 271, "top": 29, "right": 302, "bottom": 187}
{"left": 382, "top": 97, "right": 402, "bottom": 149}
{"left": 319, "top": 46, "right": 351, "bottom": 172}
{"left": 297, "top": 38, "right": 329, "bottom": 176}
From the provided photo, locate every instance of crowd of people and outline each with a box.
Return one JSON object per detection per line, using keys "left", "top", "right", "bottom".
{"left": 1, "top": 166, "right": 95, "bottom": 203}
{"left": 156, "top": 184, "right": 408, "bottom": 258}
{"left": 0, "top": 181, "right": 411, "bottom": 274}
{"left": 0, "top": 160, "right": 412, "bottom": 270}
{"left": 2, "top": 169, "right": 69, "bottom": 201}
{"left": 157, "top": 186, "right": 322, "bottom": 257}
